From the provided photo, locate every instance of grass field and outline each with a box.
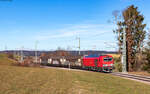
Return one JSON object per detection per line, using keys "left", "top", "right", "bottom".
{"left": 0, "top": 54, "right": 150, "bottom": 94}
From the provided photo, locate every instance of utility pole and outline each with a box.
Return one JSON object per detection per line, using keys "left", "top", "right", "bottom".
{"left": 122, "top": 27, "right": 127, "bottom": 73}
{"left": 13, "top": 49, "right": 16, "bottom": 58}
{"left": 5, "top": 45, "right": 7, "bottom": 51}
{"left": 4, "top": 45, "right": 7, "bottom": 53}
{"left": 76, "top": 37, "right": 80, "bottom": 55}
{"left": 20, "top": 46, "right": 24, "bottom": 63}
{"left": 35, "top": 41, "right": 38, "bottom": 63}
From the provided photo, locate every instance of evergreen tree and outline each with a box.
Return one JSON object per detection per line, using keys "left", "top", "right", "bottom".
{"left": 114, "top": 5, "right": 146, "bottom": 72}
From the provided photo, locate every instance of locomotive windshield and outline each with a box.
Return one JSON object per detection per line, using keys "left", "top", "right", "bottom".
{"left": 84, "top": 54, "right": 99, "bottom": 58}
{"left": 103, "top": 57, "right": 112, "bottom": 62}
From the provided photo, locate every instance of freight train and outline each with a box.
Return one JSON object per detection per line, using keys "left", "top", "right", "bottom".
{"left": 41, "top": 54, "right": 114, "bottom": 73}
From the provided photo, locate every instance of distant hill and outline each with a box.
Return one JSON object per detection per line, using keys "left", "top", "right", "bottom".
{"left": 0, "top": 50, "right": 118, "bottom": 57}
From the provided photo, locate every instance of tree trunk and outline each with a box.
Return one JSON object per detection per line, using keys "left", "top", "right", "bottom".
{"left": 126, "top": 28, "right": 134, "bottom": 72}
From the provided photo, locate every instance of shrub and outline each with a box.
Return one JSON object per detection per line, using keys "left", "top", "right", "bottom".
{"left": 113, "top": 57, "right": 122, "bottom": 72}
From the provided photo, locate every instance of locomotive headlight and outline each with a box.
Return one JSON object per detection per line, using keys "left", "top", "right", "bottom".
{"left": 110, "top": 64, "right": 113, "bottom": 66}
{"left": 103, "top": 64, "right": 108, "bottom": 66}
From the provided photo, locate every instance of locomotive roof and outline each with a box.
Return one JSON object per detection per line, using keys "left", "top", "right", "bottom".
{"left": 84, "top": 54, "right": 110, "bottom": 58}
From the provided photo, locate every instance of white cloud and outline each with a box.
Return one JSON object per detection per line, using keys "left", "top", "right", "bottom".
{"left": 34, "top": 23, "right": 115, "bottom": 40}
{"left": 32, "top": 23, "right": 117, "bottom": 51}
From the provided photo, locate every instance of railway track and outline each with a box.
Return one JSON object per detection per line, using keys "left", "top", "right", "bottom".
{"left": 111, "top": 72, "right": 150, "bottom": 83}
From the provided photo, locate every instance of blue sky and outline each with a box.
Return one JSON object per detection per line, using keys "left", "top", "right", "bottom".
{"left": 0, "top": 0, "right": 150, "bottom": 51}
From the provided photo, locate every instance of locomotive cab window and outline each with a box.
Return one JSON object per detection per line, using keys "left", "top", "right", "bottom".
{"left": 103, "top": 57, "right": 112, "bottom": 62}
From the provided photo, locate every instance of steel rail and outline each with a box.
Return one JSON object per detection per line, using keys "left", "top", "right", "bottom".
{"left": 111, "top": 72, "right": 150, "bottom": 82}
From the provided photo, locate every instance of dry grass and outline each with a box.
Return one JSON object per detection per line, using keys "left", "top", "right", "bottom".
{"left": 0, "top": 53, "right": 17, "bottom": 65}
{"left": 0, "top": 53, "right": 150, "bottom": 94}
{"left": 1, "top": 66, "right": 150, "bottom": 94}
{"left": 107, "top": 54, "right": 120, "bottom": 58}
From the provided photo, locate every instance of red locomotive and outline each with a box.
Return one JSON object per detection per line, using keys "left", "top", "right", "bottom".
{"left": 82, "top": 54, "right": 114, "bottom": 72}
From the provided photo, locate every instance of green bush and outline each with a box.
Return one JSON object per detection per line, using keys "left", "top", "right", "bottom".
{"left": 113, "top": 57, "right": 122, "bottom": 72}
{"left": 142, "top": 63, "right": 150, "bottom": 73}
{"left": 114, "top": 62, "right": 122, "bottom": 72}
